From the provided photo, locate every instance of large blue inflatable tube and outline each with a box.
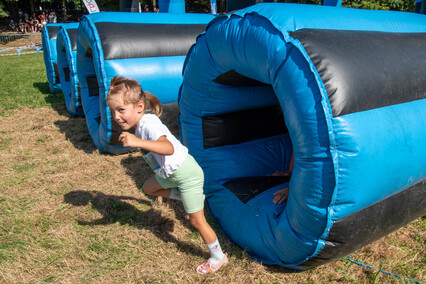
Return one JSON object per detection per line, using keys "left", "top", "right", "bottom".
{"left": 76, "top": 12, "right": 215, "bottom": 154}
{"left": 42, "top": 23, "right": 64, "bottom": 94}
{"left": 56, "top": 23, "right": 84, "bottom": 117}
{"left": 179, "top": 3, "right": 426, "bottom": 269}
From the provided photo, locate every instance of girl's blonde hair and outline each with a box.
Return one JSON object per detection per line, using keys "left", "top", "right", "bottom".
{"left": 106, "top": 76, "right": 162, "bottom": 117}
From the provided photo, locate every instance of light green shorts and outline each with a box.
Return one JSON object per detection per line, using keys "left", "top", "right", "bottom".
{"left": 155, "top": 154, "right": 204, "bottom": 214}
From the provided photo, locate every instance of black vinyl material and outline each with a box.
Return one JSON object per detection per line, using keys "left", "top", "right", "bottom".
{"left": 86, "top": 77, "right": 99, "bottom": 97}
{"left": 214, "top": 69, "right": 269, "bottom": 87}
{"left": 223, "top": 176, "right": 291, "bottom": 203}
{"left": 66, "top": 28, "right": 78, "bottom": 51}
{"left": 159, "top": 102, "right": 180, "bottom": 134}
{"left": 46, "top": 25, "right": 60, "bottom": 40}
{"left": 301, "top": 179, "right": 426, "bottom": 269}
{"left": 290, "top": 29, "right": 426, "bottom": 117}
{"left": 95, "top": 22, "right": 207, "bottom": 60}
{"left": 77, "top": 84, "right": 82, "bottom": 106}
{"left": 63, "top": 67, "right": 70, "bottom": 82}
{"left": 202, "top": 105, "right": 287, "bottom": 149}
{"left": 53, "top": 63, "right": 60, "bottom": 83}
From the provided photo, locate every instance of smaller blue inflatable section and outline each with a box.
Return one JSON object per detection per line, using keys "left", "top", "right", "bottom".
{"left": 56, "top": 23, "right": 84, "bottom": 117}
{"left": 77, "top": 12, "right": 215, "bottom": 154}
{"left": 42, "top": 23, "right": 64, "bottom": 94}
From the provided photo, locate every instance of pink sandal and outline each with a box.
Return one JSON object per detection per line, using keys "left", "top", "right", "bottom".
{"left": 196, "top": 254, "right": 228, "bottom": 274}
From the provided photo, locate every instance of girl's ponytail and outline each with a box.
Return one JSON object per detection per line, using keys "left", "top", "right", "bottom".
{"left": 107, "top": 76, "right": 163, "bottom": 117}
{"left": 144, "top": 91, "right": 163, "bottom": 117}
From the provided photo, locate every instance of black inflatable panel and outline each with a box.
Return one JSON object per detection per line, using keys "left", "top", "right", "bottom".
{"left": 202, "top": 106, "right": 287, "bottom": 149}
{"left": 46, "top": 25, "right": 60, "bottom": 40}
{"left": 86, "top": 77, "right": 99, "bottom": 97}
{"left": 301, "top": 179, "right": 426, "bottom": 268}
{"left": 66, "top": 28, "right": 78, "bottom": 51}
{"left": 95, "top": 22, "right": 207, "bottom": 60}
{"left": 214, "top": 69, "right": 269, "bottom": 86}
{"left": 53, "top": 63, "right": 60, "bottom": 83}
{"left": 224, "top": 176, "right": 291, "bottom": 203}
{"left": 291, "top": 29, "right": 426, "bottom": 117}
{"left": 159, "top": 102, "right": 180, "bottom": 135}
{"left": 63, "top": 67, "right": 70, "bottom": 82}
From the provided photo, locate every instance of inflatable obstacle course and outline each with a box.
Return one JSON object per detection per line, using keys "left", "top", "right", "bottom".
{"left": 179, "top": 3, "right": 426, "bottom": 269}
{"left": 56, "top": 22, "right": 84, "bottom": 117}
{"left": 76, "top": 12, "right": 215, "bottom": 154}
{"left": 42, "top": 23, "right": 65, "bottom": 94}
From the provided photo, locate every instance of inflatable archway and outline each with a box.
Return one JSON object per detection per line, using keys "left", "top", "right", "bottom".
{"left": 56, "top": 22, "right": 84, "bottom": 117}
{"left": 42, "top": 23, "right": 64, "bottom": 93}
{"left": 76, "top": 12, "right": 215, "bottom": 154}
{"left": 179, "top": 3, "right": 426, "bottom": 269}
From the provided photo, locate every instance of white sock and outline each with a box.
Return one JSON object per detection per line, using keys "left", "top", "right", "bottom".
{"left": 168, "top": 188, "right": 181, "bottom": 201}
{"left": 206, "top": 238, "right": 225, "bottom": 264}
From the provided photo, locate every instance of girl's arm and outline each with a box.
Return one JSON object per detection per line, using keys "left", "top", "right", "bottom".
{"left": 119, "top": 132, "right": 174, "bottom": 155}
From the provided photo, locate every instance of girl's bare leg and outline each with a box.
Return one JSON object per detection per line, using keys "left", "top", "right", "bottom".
{"left": 188, "top": 209, "right": 216, "bottom": 244}
{"left": 142, "top": 175, "right": 172, "bottom": 198}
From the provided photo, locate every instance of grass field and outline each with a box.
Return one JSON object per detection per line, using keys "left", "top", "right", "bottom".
{"left": 0, "top": 52, "right": 424, "bottom": 283}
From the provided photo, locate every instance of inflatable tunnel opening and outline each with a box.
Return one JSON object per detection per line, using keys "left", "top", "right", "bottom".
{"left": 206, "top": 69, "right": 294, "bottom": 206}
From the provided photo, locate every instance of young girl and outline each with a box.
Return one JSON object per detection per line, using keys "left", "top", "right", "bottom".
{"left": 106, "top": 76, "right": 228, "bottom": 274}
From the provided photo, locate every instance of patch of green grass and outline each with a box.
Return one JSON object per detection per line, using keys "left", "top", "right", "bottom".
{"left": 0, "top": 53, "right": 64, "bottom": 116}
{"left": 13, "top": 161, "right": 37, "bottom": 173}
{"left": 41, "top": 274, "right": 57, "bottom": 282}
{"left": 0, "top": 136, "right": 12, "bottom": 150}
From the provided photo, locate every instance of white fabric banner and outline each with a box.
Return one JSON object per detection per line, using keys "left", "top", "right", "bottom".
{"left": 82, "top": 0, "right": 100, "bottom": 13}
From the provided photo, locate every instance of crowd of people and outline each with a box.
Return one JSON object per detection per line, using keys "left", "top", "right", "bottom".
{"left": 7, "top": 9, "right": 57, "bottom": 33}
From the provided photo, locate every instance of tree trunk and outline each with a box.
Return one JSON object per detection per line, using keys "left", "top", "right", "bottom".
{"left": 30, "top": 0, "right": 35, "bottom": 14}
{"left": 61, "top": 0, "right": 68, "bottom": 22}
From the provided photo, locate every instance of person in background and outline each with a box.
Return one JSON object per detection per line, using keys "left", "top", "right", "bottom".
{"left": 38, "top": 12, "right": 47, "bottom": 30}
{"left": 49, "top": 12, "right": 57, "bottom": 23}
{"left": 8, "top": 18, "right": 17, "bottom": 31}
{"left": 18, "top": 18, "right": 25, "bottom": 33}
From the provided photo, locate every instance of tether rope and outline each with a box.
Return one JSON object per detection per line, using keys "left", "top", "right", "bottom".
{"left": 344, "top": 257, "right": 423, "bottom": 284}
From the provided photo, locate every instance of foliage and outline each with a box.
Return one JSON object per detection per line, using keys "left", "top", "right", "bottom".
{"left": 341, "top": 0, "right": 414, "bottom": 11}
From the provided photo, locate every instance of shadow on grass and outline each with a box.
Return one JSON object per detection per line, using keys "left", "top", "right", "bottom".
{"left": 119, "top": 155, "right": 194, "bottom": 227}
{"left": 54, "top": 116, "right": 96, "bottom": 154}
{"left": 64, "top": 190, "right": 208, "bottom": 258}
{"left": 33, "top": 82, "right": 67, "bottom": 115}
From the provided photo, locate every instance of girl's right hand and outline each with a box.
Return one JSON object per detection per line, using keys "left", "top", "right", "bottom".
{"left": 119, "top": 132, "right": 139, "bottom": 148}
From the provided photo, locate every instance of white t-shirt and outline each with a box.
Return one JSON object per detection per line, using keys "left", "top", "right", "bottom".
{"left": 135, "top": 113, "right": 188, "bottom": 179}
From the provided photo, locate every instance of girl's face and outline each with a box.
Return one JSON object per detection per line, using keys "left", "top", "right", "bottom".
{"left": 107, "top": 95, "right": 144, "bottom": 130}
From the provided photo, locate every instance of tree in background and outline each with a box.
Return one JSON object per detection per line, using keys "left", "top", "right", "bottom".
{"left": 0, "top": 0, "right": 419, "bottom": 22}
{"left": 342, "top": 0, "right": 415, "bottom": 12}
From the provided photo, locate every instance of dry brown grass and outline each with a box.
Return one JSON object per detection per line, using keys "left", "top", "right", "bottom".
{"left": 0, "top": 106, "right": 424, "bottom": 283}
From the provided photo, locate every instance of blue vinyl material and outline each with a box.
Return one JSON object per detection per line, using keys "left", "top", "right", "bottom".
{"left": 42, "top": 23, "right": 64, "bottom": 94}
{"left": 56, "top": 23, "right": 84, "bottom": 117}
{"left": 76, "top": 12, "right": 215, "bottom": 154}
{"left": 179, "top": 3, "right": 426, "bottom": 269}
